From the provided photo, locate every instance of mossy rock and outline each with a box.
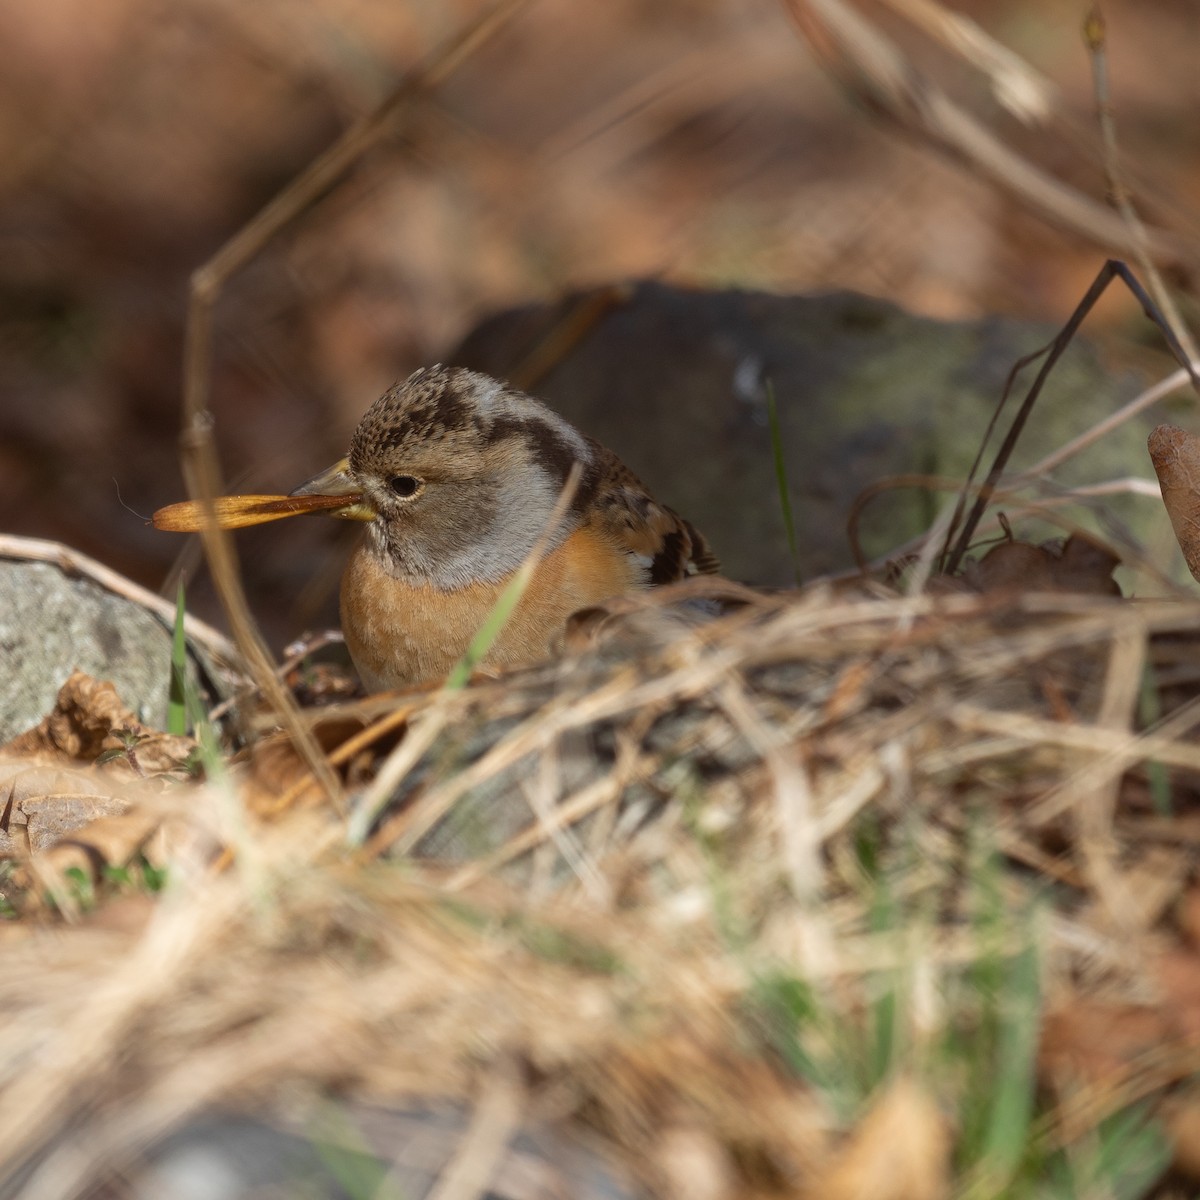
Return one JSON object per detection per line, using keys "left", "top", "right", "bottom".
{"left": 454, "top": 283, "right": 1188, "bottom": 588}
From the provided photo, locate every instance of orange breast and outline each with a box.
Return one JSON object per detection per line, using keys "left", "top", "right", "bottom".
{"left": 339, "top": 524, "right": 641, "bottom": 691}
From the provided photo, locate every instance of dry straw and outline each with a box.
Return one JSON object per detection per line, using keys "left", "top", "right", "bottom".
{"left": 8, "top": 0, "right": 1200, "bottom": 1194}
{"left": 4, "top": 575, "right": 1200, "bottom": 1195}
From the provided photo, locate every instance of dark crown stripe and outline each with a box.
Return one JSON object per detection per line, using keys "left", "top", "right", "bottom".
{"left": 490, "top": 413, "right": 598, "bottom": 514}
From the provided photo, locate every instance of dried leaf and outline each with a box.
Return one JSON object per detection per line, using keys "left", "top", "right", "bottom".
{"left": 1148, "top": 423, "right": 1200, "bottom": 582}
{"left": 4, "top": 672, "right": 137, "bottom": 759}
{"left": 968, "top": 534, "right": 1120, "bottom": 595}
{"left": 1055, "top": 534, "right": 1124, "bottom": 594}
{"left": 1152, "top": 949, "right": 1200, "bottom": 1040}
{"left": 1040, "top": 1001, "right": 1170, "bottom": 1084}
{"left": 5, "top": 792, "right": 130, "bottom": 857}
{"left": 0, "top": 753, "right": 208, "bottom": 892}
{"left": 3, "top": 671, "right": 196, "bottom": 774}
{"left": 0, "top": 760, "right": 129, "bottom": 854}
{"left": 806, "top": 1077, "right": 949, "bottom": 1200}
{"left": 1165, "top": 1094, "right": 1200, "bottom": 1181}
{"left": 40, "top": 809, "right": 162, "bottom": 880}
{"left": 242, "top": 737, "right": 326, "bottom": 816}
{"left": 152, "top": 492, "right": 363, "bottom": 532}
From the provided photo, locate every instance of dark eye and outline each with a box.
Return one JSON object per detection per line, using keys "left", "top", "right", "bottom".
{"left": 388, "top": 475, "right": 421, "bottom": 498}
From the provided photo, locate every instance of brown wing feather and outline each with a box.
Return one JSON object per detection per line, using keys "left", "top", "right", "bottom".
{"left": 681, "top": 518, "right": 721, "bottom": 576}
{"left": 585, "top": 439, "right": 720, "bottom": 584}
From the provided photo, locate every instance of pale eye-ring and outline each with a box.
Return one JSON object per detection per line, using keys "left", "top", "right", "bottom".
{"left": 388, "top": 475, "right": 422, "bottom": 498}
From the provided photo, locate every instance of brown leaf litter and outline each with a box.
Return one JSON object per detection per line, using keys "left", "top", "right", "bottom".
{"left": 1, "top": 672, "right": 205, "bottom": 912}
{"left": 4, "top": 670, "right": 197, "bottom": 773}
{"left": 3, "top": 579, "right": 1200, "bottom": 1194}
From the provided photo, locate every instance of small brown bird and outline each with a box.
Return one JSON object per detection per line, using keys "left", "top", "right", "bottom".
{"left": 290, "top": 365, "right": 718, "bottom": 691}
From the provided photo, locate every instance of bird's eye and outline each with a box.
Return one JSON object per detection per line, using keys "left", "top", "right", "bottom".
{"left": 388, "top": 475, "right": 421, "bottom": 498}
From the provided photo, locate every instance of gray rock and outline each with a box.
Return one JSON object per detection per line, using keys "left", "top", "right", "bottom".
{"left": 0, "top": 538, "right": 239, "bottom": 744}
{"left": 59, "top": 1105, "right": 634, "bottom": 1200}
{"left": 453, "top": 283, "right": 1182, "bottom": 587}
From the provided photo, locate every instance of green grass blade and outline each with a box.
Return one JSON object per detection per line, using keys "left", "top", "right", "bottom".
{"left": 977, "top": 935, "right": 1041, "bottom": 1178}
{"left": 1086, "top": 1106, "right": 1172, "bottom": 1200}
{"left": 865, "top": 871, "right": 902, "bottom": 1092}
{"left": 306, "top": 1103, "right": 401, "bottom": 1200}
{"left": 765, "top": 380, "right": 801, "bottom": 584}
{"left": 445, "top": 559, "right": 537, "bottom": 689}
{"left": 167, "top": 579, "right": 189, "bottom": 736}
{"left": 1138, "top": 662, "right": 1172, "bottom": 815}
{"left": 168, "top": 577, "right": 227, "bottom": 788}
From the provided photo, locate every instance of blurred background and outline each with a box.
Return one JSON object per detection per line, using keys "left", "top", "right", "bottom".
{"left": 2, "top": 0, "right": 1198, "bottom": 643}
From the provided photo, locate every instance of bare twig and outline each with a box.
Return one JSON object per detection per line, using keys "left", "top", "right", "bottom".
{"left": 1085, "top": 5, "right": 1199, "bottom": 366}
{"left": 780, "top": 0, "right": 1184, "bottom": 262}
{"left": 178, "top": 0, "right": 533, "bottom": 809}
{"left": 942, "top": 260, "right": 1200, "bottom": 575}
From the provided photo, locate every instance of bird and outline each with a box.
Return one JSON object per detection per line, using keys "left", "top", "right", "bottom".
{"left": 289, "top": 364, "right": 719, "bottom": 691}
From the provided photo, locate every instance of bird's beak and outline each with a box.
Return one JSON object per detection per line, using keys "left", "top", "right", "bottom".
{"left": 151, "top": 458, "right": 375, "bottom": 534}
{"left": 290, "top": 457, "right": 377, "bottom": 522}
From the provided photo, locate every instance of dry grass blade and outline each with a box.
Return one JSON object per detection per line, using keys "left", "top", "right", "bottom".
{"left": 942, "top": 260, "right": 1200, "bottom": 575}
{"left": 15, "top": 1, "right": 1200, "bottom": 1194}
{"left": 9, "top": 564, "right": 1200, "bottom": 1193}
{"left": 718, "top": 678, "right": 821, "bottom": 903}
{"left": 958, "top": 699, "right": 1200, "bottom": 781}
{"left": 780, "top": 0, "right": 1182, "bottom": 261}
{"left": 808, "top": 1075, "right": 950, "bottom": 1200}
{"left": 445, "top": 737, "right": 650, "bottom": 892}
{"left": 885, "top": 0, "right": 1052, "bottom": 122}
{"left": 423, "top": 1065, "right": 524, "bottom": 1200}
{"left": 1071, "top": 614, "right": 1147, "bottom": 932}
{"left": 1085, "top": 5, "right": 1200, "bottom": 367}
{"left": 1023, "top": 366, "right": 1200, "bottom": 482}
{"left": 175, "top": 0, "right": 532, "bottom": 812}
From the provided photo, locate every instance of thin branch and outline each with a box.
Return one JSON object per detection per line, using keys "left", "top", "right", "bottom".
{"left": 1085, "top": 5, "right": 1199, "bottom": 366}
{"left": 178, "top": 0, "right": 532, "bottom": 809}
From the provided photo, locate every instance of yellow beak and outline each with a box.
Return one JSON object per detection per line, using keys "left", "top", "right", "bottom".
{"left": 290, "top": 457, "right": 377, "bottom": 522}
